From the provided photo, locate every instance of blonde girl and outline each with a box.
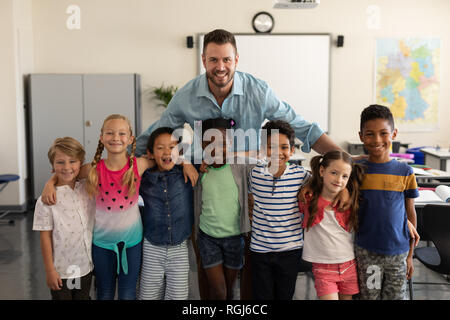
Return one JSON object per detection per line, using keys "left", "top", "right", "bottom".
{"left": 85, "top": 114, "right": 149, "bottom": 300}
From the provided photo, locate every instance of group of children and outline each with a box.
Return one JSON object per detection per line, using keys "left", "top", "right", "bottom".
{"left": 33, "top": 104, "right": 420, "bottom": 301}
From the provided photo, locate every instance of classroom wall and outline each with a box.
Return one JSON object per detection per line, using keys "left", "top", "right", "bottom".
{"left": 2, "top": 0, "right": 450, "bottom": 205}
{"left": 0, "top": 0, "right": 33, "bottom": 208}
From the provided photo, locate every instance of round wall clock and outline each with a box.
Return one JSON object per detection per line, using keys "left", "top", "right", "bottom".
{"left": 252, "top": 12, "right": 274, "bottom": 33}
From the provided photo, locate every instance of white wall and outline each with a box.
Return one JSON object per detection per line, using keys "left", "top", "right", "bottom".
{"left": 31, "top": 0, "right": 450, "bottom": 148}
{"left": 2, "top": 0, "right": 450, "bottom": 206}
{"left": 0, "top": 0, "right": 33, "bottom": 207}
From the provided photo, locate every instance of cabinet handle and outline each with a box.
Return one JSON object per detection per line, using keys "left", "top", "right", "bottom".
{"left": 85, "top": 120, "right": 92, "bottom": 127}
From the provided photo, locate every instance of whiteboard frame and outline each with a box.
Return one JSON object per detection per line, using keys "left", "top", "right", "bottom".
{"left": 197, "top": 33, "right": 331, "bottom": 133}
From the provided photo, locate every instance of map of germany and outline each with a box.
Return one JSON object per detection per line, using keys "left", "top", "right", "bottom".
{"left": 376, "top": 38, "right": 440, "bottom": 131}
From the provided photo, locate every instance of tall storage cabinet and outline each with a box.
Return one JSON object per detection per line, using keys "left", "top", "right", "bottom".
{"left": 27, "top": 73, "right": 141, "bottom": 200}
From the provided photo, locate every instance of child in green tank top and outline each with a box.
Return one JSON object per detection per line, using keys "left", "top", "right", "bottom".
{"left": 193, "top": 118, "right": 255, "bottom": 300}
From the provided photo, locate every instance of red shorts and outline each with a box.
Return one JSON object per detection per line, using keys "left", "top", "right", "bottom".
{"left": 312, "top": 259, "right": 359, "bottom": 298}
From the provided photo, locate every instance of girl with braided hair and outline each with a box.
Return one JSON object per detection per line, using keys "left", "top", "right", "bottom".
{"left": 41, "top": 114, "right": 198, "bottom": 299}
{"left": 84, "top": 114, "right": 147, "bottom": 300}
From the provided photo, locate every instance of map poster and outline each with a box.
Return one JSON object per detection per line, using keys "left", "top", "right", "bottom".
{"left": 375, "top": 38, "right": 441, "bottom": 132}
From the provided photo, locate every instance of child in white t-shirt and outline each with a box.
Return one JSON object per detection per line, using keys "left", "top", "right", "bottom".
{"left": 299, "top": 150, "right": 364, "bottom": 300}
{"left": 33, "top": 137, "right": 95, "bottom": 300}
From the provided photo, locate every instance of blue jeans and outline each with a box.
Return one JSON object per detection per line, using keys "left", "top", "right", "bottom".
{"left": 92, "top": 241, "right": 142, "bottom": 300}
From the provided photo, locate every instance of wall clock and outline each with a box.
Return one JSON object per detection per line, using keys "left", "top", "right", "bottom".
{"left": 252, "top": 12, "right": 274, "bottom": 33}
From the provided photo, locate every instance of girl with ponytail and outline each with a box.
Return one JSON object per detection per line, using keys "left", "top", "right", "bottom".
{"left": 299, "top": 150, "right": 364, "bottom": 300}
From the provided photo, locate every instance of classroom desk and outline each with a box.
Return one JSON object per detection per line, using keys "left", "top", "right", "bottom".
{"left": 289, "top": 151, "right": 306, "bottom": 166}
{"left": 421, "top": 147, "right": 450, "bottom": 171}
{"left": 346, "top": 140, "right": 410, "bottom": 155}
{"left": 414, "top": 167, "right": 450, "bottom": 184}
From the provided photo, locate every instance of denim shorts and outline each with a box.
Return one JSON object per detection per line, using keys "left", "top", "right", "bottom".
{"left": 197, "top": 229, "right": 245, "bottom": 270}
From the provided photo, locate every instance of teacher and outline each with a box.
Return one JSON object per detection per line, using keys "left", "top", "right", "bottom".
{"left": 135, "top": 28, "right": 342, "bottom": 158}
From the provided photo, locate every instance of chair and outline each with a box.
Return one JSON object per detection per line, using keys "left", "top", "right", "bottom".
{"left": 416, "top": 182, "right": 450, "bottom": 246}
{"left": 408, "top": 278, "right": 414, "bottom": 300}
{"left": 297, "top": 257, "right": 315, "bottom": 299}
{"left": 0, "top": 174, "right": 20, "bottom": 225}
{"left": 413, "top": 203, "right": 450, "bottom": 287}
{"left": 415, "top": 205, "right": 432, "bottom": 247}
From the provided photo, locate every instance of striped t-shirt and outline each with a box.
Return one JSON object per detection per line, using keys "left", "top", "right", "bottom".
{"left": 249, "top": 163, "right": 310, "bottom": 253}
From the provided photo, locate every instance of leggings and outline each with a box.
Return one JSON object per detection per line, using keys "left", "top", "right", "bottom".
{"left": 92, "top": 241, "right": 142, "bottom": 300}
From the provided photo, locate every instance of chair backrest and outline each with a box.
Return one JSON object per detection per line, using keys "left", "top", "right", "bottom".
{"left": 423, "top": 203, "right": 450, "bottom": 274}
{"left": 416, "top": 206, "right": 431, "bottom": 242}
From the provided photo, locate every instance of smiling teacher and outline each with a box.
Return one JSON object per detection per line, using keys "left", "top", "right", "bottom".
{"left": 135, "top": 29, "right": 342, "bottom": 158}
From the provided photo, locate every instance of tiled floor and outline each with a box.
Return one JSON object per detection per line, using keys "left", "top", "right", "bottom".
{"left": 1, "top": 211, "right": 449, "bottom": 300}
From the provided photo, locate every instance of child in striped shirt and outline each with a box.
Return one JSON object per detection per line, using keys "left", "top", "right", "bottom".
{"left": 249, "top": 120, "right": 310, "bottom": 300}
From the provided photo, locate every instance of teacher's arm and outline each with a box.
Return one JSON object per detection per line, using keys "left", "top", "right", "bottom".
{"left": 310, "top": 133, "right": 344, "bottom": 155}
{"left": 264, "top": 88, "right": 343, "bottom": 154}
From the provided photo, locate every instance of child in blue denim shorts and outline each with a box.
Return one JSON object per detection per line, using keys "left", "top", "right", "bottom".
{"left": 193, "top": 118, "right": 255, "bottom": 300}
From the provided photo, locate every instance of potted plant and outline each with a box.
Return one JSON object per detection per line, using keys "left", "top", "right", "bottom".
{"left": 151, "top": 84, "right": 178, "bottom": 108}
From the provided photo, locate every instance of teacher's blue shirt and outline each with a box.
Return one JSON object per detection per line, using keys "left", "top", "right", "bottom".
{"left": 136, "top": 71, "right": 324, "bottom": 158}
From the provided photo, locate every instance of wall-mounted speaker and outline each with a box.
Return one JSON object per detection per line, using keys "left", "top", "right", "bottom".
{"left": 186, "top": 36, "right": 194, "bottom": 48}
{"left": 337, "top": 35, "right": 344, "bottom": 47}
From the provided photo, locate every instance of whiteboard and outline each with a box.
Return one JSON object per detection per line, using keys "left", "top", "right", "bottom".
{"left": 198, "top": 33, "right": 331, "bottom": 132}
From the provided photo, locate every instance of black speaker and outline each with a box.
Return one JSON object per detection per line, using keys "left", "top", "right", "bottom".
{"left": 337, "top": 35, "right": 344, "bottom": 47}
{"left": 186, "top": 36, "right": 194, "bottom": 48}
